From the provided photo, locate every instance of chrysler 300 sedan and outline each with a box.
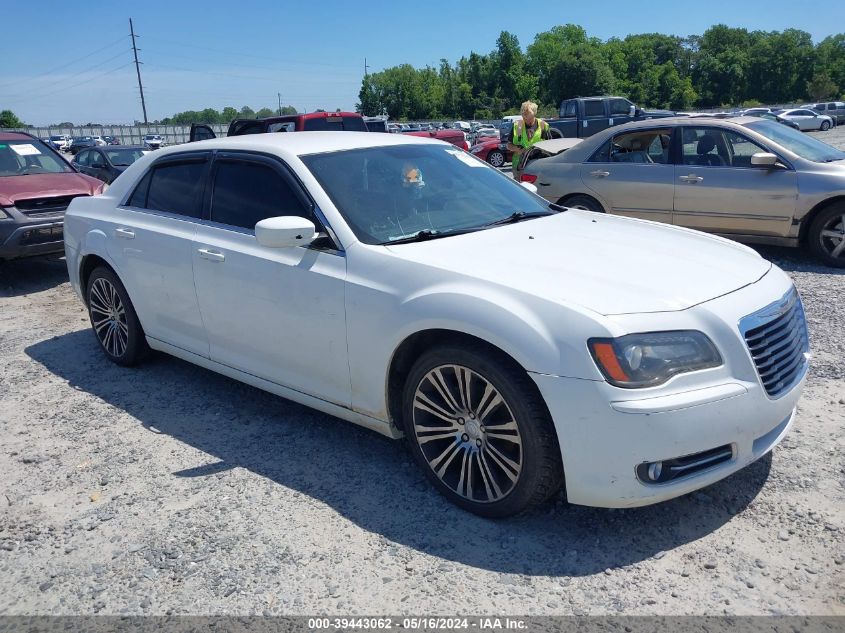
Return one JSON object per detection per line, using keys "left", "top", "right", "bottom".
{"left": 519, "top": 116, "right": 845, "bottom": 267}
{"left": 64, "top": 132, "right": 808, "bottom": 517}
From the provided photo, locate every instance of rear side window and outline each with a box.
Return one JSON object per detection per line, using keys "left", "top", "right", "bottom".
{"left": 228, "top": 121, "right": 266, "bottom": 136}
{"left": 145, "top": 161, "right": 207, "bottom": 218}
{"left": 583, "top": 100, "right": 605, "bottom": 117}
{"left": 561, "top": 101, "right": 577, "bottom": 117}
{"left": 303, "top": 116, "right": 367, "bottom": 131}
{"left": 126, "top": 172, "right": 151, "bottom": 207}
{"left": 210, "top": 160, "right": 309, "bottom": 230}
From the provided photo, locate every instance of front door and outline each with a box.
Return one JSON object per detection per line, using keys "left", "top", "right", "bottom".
{"left": 672, "top": 126, "right": 797, "bottom": 237}
{"left": 580, "top": 127, "right": 675, "bottom": 224}
{"left": 191, "top": 152, "right": 350, "bottom": 406}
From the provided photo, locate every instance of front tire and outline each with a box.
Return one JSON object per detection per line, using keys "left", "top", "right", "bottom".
{"left": 820, "top": 120, "right": 831, "bottom": 131}
{"left": 86, "top": 266, "right": 149, "bottom": 365}
{"left": 808, "top": 203, "right": 845, "bottom": 268}
{"left": 402, "top": 343, "right": 564, "bottom": 518}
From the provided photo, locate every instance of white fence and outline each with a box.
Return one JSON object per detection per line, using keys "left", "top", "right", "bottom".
{"left": 0, "top": 124, "right": 230, "bottom": 146}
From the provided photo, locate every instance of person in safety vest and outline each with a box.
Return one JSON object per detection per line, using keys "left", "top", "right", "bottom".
{"left": 506, "top": 100, "right": 553, "bottom": 174}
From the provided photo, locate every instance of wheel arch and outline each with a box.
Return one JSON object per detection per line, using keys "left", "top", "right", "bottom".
{"left": 557, "top": 192, "right": 607, "bottom": 212}
{"left": 386, "top": 329, "right": 538, "bottom": 434}
{"left": 798, "top": 196, "right": 845, "bottom": 243}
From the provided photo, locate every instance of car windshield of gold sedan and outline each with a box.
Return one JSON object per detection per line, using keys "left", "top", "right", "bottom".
{"left": 301, "top": 144, "right": 552, "bottom": 244}
{"left": 0, "top": 140, "right": 73, "bottom": 177}
{"left": 745, "top": 120, "right": 845, "bottom": 163}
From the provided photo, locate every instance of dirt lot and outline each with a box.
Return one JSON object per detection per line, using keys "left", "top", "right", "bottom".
{"left": 1, "top": 129, "right": 844, "bottom": 616}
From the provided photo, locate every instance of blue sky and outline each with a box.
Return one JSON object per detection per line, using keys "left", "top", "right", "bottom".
{"left": 1, "top": 0, "right": 839, "bottom": 126}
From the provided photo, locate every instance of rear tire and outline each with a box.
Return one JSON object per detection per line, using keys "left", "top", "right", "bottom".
{"left": 487, "top": 151, "right": 505, "bottom": 168}
{"left": 561, "top": 194, "right": 604, "bottom": 213}
{"left": 807, "top": 203, "right": 845, "bottom": 268}
{"left": 401, "top": 343, "right": 564, "bottom": 518}
{"left": 86, "top": 266, "right": 149, "bottom": 366}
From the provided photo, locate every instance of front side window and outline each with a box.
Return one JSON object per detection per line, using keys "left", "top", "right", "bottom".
{"left": 144, "top": 160, "right": 207, "bottom": 218}
{"left": 301, "top": 144, "right": 551, "bottom": 245}
{"left": 104, "top": 148, "right": 147, "bottom": 166}
{"left": 0, "top": 139, "right": 73, "bottom": 177}
{"left": 75, "top": 150, "right": 91, "bottom": 167}
{"left": 681, "top": 127, "right": 729, "bottom": 167}
{"left": 210, "top": 160, "right": 309, "bottom": 230}
{"left": 609, "top": 98, "right": 633, "bottom": 116}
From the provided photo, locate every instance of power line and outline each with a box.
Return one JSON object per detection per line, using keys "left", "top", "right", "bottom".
{"left": 2, "top": 49, "right": 132, "bottom": 99}
{"left": 0, "top": 36, "right": 127, "bottom": 90}
{"left": 2, "top": 63, "right": 135, "bottom": 104}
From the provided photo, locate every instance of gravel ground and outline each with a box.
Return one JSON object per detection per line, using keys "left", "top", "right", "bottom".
{"left": 1, "top": 128, "right": 844, "bottom": 616}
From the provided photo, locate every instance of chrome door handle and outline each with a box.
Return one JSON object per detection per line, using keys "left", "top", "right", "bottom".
{"left": 679, "top": 175, "right": 704, "bottom": 183}
{"left": 197, "top": 248, "right": 225, "bottom": 262}
{"left": 114, "top": 227, "right": 135, "bottom": 239}
{"left": 590, "top": 170, "right": 610, "bottom": 178}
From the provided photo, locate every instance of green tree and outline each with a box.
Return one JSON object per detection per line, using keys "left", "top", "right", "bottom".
{"left": 239, "top": 106, "right": 256, "bottom": 119}
{"left": 0, "top": 110, "right": 24, "bottom": 128}
{"left": 255, "top": 107, "right": 276, "bottom": 118}
{"left": 807, "top": 71, "right": 839, "bottom": 101}
{"left": 221, "top": 106, "right": 239, "bottom": 122}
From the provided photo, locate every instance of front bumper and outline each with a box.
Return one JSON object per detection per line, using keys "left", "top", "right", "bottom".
{"left": 0, "top": 218, "right": 65, "bottom": 259}
{"left": 533, "top": 268, "right": 807, "bottom": 508}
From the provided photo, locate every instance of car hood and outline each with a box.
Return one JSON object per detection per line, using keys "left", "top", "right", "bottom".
{"left": 531, "top": 138, "right": 583, "bottom": 154}
{"left": 0, "top": 172, "right": 102, "bottom": 206}
{"left": 385, "top": 210, "right": 771, "bottom": 316}
{"left": 640, "top": 108, "right": 676, "bottom": 118}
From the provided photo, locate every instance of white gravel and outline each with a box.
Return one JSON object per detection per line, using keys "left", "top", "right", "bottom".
{"left": 1, "top": 130, "right": 844, "bottom": 615}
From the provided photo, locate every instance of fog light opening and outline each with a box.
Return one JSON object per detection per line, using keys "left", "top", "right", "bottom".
{"left": 647, "top": 461, "right": 663, "bottom": 482}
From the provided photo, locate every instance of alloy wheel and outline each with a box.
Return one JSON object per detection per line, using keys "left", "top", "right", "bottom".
{"left": 488, "top": 151, "right": 505, "bottom": 168}
{"left": 412, "top": 364, "right": 523, "bottom": 503}
{"left": 819, "top": 212, "right": 845, "bottom": 261}
{"left": 89, "top": 277, "right": 129, "bottom": 357}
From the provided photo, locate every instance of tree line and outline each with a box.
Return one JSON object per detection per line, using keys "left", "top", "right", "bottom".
{"left": 156, "top": 104, "right": 298, "bottom": 125}
{"left": 357, "top": 24, "right": 845, "bottom": 120}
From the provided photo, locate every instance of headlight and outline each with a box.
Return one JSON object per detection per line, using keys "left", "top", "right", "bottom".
{"left": 588, "top": 330, "right": 722, "bottom": 388}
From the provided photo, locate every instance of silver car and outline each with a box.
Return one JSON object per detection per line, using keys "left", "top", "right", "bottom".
{"left": 520, "top": 116, "right": 845, "bottom": 267}
{"left": 777, "top": 108, "right": 834, "bottom": 131}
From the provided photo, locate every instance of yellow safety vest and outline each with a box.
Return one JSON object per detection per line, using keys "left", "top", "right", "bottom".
{"left": 513, "top": 118, "right": 549, "bottom": 148}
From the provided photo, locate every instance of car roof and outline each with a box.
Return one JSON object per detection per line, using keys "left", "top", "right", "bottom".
{"left": 163, "top": 131, "right": 441, "bottom": 158}
{"left": 0, "top": 132, "right": 37, "bottom": 142}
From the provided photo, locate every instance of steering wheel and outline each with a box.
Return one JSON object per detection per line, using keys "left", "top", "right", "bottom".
{"left": 19, "top": 163, "right": 48, "bottom": 174}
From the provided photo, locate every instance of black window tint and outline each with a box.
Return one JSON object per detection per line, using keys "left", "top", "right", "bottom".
{"left": 583, "top": 100, "right": 605, "bottom": 117}
{"left": 210, "top": 160, "right": 308, "bottom": 230}
{"left": 229, "top": 121, "right": 266, "bottom": 136}
{"left": 126, "top": 171, "right": 151, "bottom": 207}
{"left": 146, "top": 162, "right": 206, "bottom": 217}
{"left": 609, "top": 99, "right": 632, "bottom": 116}
{"left": 562, "top": 101, "right": 577, "bottom": 117}
{"left": 588, "top": 140, "right": 611, "bottom": 162}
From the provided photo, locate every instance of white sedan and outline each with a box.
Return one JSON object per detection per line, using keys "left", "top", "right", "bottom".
{"left": 64, "top": 132, "right": 808, "bottom": 517}
{"left": 778, "top": 108, "right": 834, "bottom": 131}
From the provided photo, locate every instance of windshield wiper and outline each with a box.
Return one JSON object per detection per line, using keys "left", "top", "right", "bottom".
{"left": 481, "top": 210, "right": 555, "bottom": 228}
{"left": 383, "top": 227, "right": 479, "bottom": 245}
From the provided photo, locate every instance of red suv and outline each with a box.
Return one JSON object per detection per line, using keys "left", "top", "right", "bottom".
{"left": 0, "top": 132, "right": 105, "bottom": 261}
{"left": 190, "top": 111, "right": 368, "bottom": 141}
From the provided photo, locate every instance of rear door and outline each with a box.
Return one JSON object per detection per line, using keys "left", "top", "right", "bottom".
{"left": 189, "top": 124, "right": 216, "bottom": 143}
{"left": 580, "top": 127, "right": 675, "bottom": 224}
{"left": 108, "top": 152, "right": 211, "bottom": 356}
{"left": 580, "top": 99, "right": 610, "bottom": 137}
{"left": 672, "top": 126, "right": 797, "bottom": 237}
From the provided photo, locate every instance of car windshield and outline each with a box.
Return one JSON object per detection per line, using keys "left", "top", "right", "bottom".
{"left": 0, "top": 140, "right": 73, "bottom": 176}
{"left": 104, "top": 148, "right": 147, "bottom": 166}
{"left": 301, "top": 144, "right": 552, "bottom": 245}
{"left": 744, "top": 120, "right": 845, "bottom": 162}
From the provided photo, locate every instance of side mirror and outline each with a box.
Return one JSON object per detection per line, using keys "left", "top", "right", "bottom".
{"left": 255, "top": 216, "right": 316, "bottom": 248}
{"left": 628, "top": 105, "right": 636, "bottom": 117}
{"left": 750, "top": 152, "right": 778, "bottom": 167}
{"left": 520, "top": 181, "right": 538, "bottom": 194}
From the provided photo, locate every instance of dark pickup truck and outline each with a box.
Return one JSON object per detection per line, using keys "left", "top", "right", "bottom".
{"left": 548, "top": 96, "right": 675, "bottom": 139}
{"left": 189, "top": 111, "right": 368, "bottom": 142}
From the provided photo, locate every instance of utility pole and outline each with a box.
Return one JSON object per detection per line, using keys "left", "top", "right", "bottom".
{"left": 364, "top": 57, "right": 370, "bottom": 78}
{"left": 130, "top": 18, "right": 148, "bottom": 124}
{"left": 277, "top": 92, "right": 282, "bottom": 115}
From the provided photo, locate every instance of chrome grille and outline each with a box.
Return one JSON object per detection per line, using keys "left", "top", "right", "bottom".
{"left": 740, "top": 288, "right": 809, "bottom": 398}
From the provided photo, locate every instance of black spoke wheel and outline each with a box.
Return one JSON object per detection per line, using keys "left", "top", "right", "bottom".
{"left": 86, "top": 266, "right": 148, "bottom": 365}
{"left": 402, "top": 343, "right": 564, "bottom": 517}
